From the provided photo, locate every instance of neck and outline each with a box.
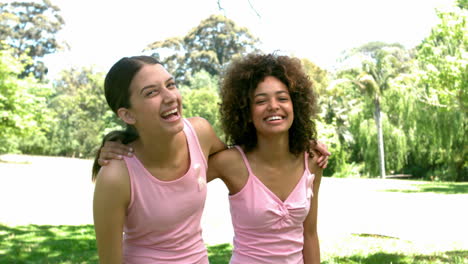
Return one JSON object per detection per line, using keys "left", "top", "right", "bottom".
{"left": 251, "top": 133, "right": 293, "bottom": 164}
{"left": 132, "top": 130, "right": 185, "bottom": 167}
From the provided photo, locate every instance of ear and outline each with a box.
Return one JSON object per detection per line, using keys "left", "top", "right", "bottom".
{"left": 117, "top": 107, "right": 136, "bottom": 125}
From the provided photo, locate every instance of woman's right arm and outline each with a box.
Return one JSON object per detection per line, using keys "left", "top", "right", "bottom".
{"left": 93, "top": 160, "right": 130, "bottom": 264}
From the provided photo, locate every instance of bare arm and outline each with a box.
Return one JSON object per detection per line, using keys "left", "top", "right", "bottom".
{"left": 93, "top": 160, "right": 130, "bottom": 263}
{"left": 303, "top": 156, "right": 323, "bottom": 264}
{"left": 187, "top": 117, "right": 226, "bottom": 157}
{"left": 96, "top": 117, "right": 226, "bottom": 168}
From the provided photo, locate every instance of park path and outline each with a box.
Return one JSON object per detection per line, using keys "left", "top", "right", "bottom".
{"left": 1, "top": 154, "right": 467, "bottom": 250}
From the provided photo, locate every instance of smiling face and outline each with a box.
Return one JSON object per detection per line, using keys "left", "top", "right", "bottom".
{"left": 250, "top": 76, "right": 294, "bottom": 137}
{"left": 119, "top": 63, "right": 183, "bottom": 136}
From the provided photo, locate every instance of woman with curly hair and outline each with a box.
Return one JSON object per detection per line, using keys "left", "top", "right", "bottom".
{"left": 96, "top": 53, "right": 325, "bottom": 263}
{"left": 207, "top": 53, "right": 322, "bottom": 263}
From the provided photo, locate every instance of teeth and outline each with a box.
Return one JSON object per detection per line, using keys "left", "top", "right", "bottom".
{"left": 162, "top": 109, "right": 177, "bottom": 117}
{"left": 266, "top": 116, "right": 282, "bottom": 121}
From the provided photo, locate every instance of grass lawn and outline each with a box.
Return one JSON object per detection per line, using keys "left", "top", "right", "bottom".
{"left": 1, "top": 224, "right": 466, "bottom": 263}
{"left": 1, "top": 154, "right": 467, "bottom": 263}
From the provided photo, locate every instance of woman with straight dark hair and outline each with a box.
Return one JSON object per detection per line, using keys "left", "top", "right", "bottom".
{"left": 93, "top": 56, "right": 225, "bottom": 263}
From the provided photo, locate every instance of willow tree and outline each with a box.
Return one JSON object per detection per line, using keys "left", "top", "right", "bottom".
{"left": 334, "top": 42, "right": 412, "bottom": 178}
{"left": 415, "top": 4, "right": 467, "bottom": 181}
{"left": 144, "top": 14, "right": 260, "bottom": 85}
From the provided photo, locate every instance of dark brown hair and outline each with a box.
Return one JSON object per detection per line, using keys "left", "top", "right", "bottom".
{"left": 91, "top": 56, "right": 161, "bottom": 181}
{"left": 219, "top": 53, "right": 318, "bottom": 155}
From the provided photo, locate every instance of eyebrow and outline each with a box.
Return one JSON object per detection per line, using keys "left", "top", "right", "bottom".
{"left": 139, "top": 77, "right": 174, "bottom": 95}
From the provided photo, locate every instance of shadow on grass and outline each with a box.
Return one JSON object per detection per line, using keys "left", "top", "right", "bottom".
{"left": 0, "top": 224, "right": 98, "bottom": 263}
{"left": 2, "top": 224, "right": 466, "bottom": 264}
{"left": 0, "top": 224, "right": 232, "bottom": 263}
{"left": 208, "top": 243, "right": 232, "bottom": 264}
{"left": 324, "top": 250, "right": 468, "bottom": 264}
{"left": 385, "top": 182, "right": 468, "bottom": 194}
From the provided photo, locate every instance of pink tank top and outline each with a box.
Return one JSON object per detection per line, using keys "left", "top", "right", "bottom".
{"left": 229, "top": 146, "right": 315, "bottom": 264}
{"left": 122, "top": 119, "right": 208, "bottom": 264}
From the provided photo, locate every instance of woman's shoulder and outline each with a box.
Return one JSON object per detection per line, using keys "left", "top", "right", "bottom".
{"left": 186, "top": 116, "right": 210, "bottom": 129}
{"left": 93, "top": 159, "right": 131, "bottom": 210}
{"left": 185, "top": 117, "right": 215, "bottom": 142}
{"left": 186, "top": 116, "right": 226, "bottom": 156}
{"left": 95, "top": 159, "right": 130, "bottom": 189}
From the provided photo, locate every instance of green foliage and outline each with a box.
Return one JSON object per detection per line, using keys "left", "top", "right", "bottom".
{"left": 414, "top": 5, "right": 468, "bottom": 181}
{"left": 145, "top": 14, "right": 260, "bottom": 85}
{"left": 0, "top": 47, "right": 51, "bottom": 154}
{"left": 180, "top": 71, "right": 223, "bottom": 138}
{"left": 45, "top": 67, "right": 119, "bottom": 158}
{"left": 350, "top": 112, "right": 409, "bottom": 177}
{"left": 332, "top": 42, "right": 413, "bottom": 178}
{"left": 416, "top": 7, "right": 467, "bottom": 112}
{"left": 301, "top": 58, "right": 329, "bottom": 94}
{"left": 457, "top": 0, "right": 468, "bottom": 9}
{"left": 0, "top": 0, "right": 66, "bottom": 80}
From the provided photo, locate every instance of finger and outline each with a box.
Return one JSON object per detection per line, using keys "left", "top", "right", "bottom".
{"left": 98, "top": 158, "right": 109, "bottom": 167}
{"left": 102, "top": 144, "right": 132, "bottom": 157}
{"left": 314, "top": 143, "right": 331, "bottom": 156}
{"left": 101, "top": 151, "right": 123, "bottom": 161}
{"left": 104, "top": 141, "right": 133, "bottom": 153}
{"left": 318, "top": 141, "right": 331, "bottom": 155}
{"left": 320, "top": 159, "right": 328, "bottom": 169}
{"left": 316, "top": 155, "right": 324, "bottom": 163}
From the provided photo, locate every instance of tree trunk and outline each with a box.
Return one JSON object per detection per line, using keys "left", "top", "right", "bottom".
{"left": 374, "top": 97, "right": 386, "bottom": 178}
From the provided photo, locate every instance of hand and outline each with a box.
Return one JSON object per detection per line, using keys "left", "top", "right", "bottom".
{"left": 313, "top": 140, "right": 330, "bottom": 169}
{"left": 98, "top": 141, "right": 134, "bottom": 166}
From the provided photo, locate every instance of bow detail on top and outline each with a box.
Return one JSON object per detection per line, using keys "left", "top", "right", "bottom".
{"left": 268, "top": 200, "right": 308, "bottom": 229}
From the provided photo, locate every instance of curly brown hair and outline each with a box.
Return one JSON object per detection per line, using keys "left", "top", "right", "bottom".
{"left": 219, "top": 53, "right": 318, "bottom": 155}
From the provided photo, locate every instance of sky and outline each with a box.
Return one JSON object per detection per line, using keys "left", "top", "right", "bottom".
{"left": 42, "top": 0, "right": 455, "bottom": 78}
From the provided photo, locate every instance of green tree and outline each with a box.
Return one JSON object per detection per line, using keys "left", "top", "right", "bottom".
{"left": 0, "top": 46, "right": 51, "bottom": 153}
{"left": 414, "top": 4, "right": 467, "bottom": 181}
{"left": 0, "top": 0, "right": 65, "bottom": 80}
{"left": 416, "top": 6, "right": 467, "bottom": 114}
{"left": 180, "top": 71, "right": 223, "bottom": 138}
{"left": 145, "top": 14, "right": 260, "bottom": 85}
{"left": 46, "top": 67, "right": 118, "bottom": 157}
{"left": 301, "top": 58, "right": 329, "bottom": 94}
{"left": 457, "top": 0, "right": 468, "bottom": 9}
{"left": 334, "top": 42, "right": 412, "bottom": 178}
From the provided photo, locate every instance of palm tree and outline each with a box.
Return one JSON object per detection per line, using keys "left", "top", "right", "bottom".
{"left": 333, "top": 42, "right": 411, "bottom": 178}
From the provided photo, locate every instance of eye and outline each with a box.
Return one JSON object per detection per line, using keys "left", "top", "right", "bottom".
{"left": 145, "top": 89, "right": 159, "bottom": 97}
{"left": 167, "top": 81, "right": 177, "bottom": 89}
{"left": 255, "top": 99, "right": 266, "bottom": 105}
{"left": 279, "top": 97, "right": 289, "bottom": 102}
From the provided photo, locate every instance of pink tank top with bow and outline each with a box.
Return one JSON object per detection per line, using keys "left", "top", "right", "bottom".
{"left": 229, "top": 146, "right": 315, "bottom": 264}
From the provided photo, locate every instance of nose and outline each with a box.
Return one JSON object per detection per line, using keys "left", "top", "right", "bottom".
{"left": 162, "top": 88, "right": 177, "bottom": 104}
{"left": 267, "top": 99, "right": 279, "bottom": 111}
